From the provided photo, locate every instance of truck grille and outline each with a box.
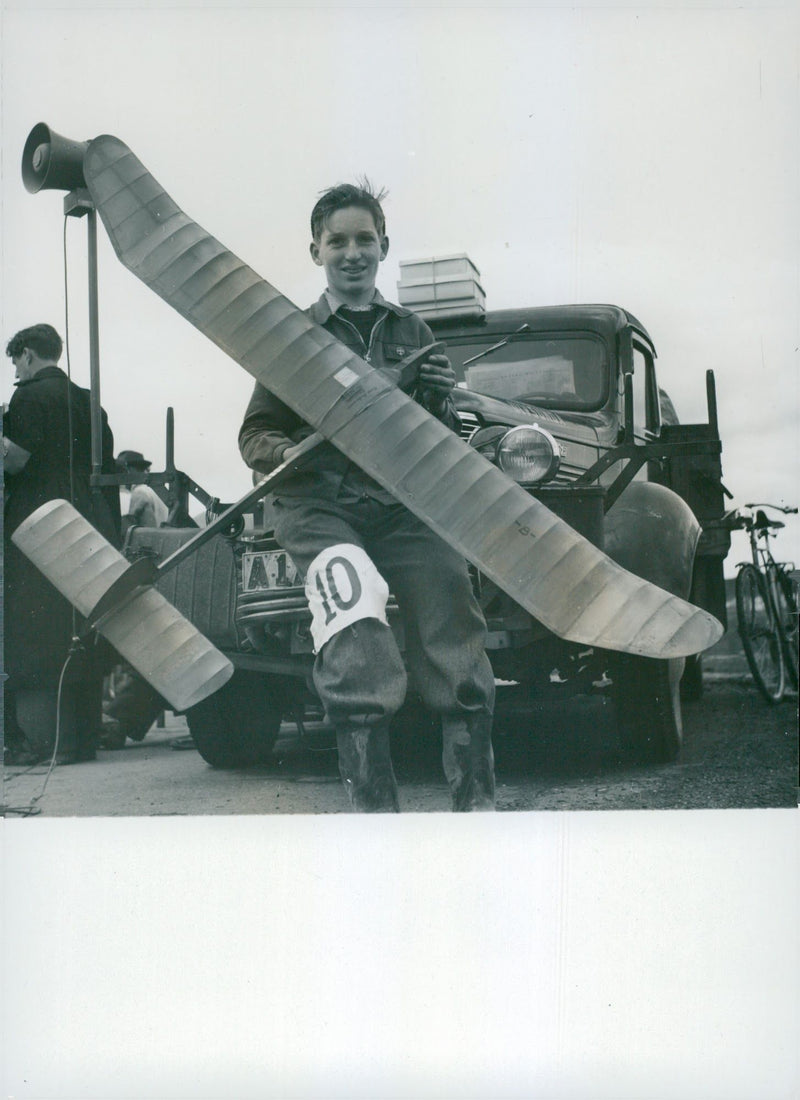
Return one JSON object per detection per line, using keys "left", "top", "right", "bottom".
{"left": 457, "top": 410, "right": 481, "bottom": 441}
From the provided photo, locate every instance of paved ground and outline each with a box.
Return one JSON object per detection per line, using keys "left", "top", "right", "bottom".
{"left": 4, "top": 586, "right": 797, "bottom": 817}
{"left": 3, "top": 673, "right": 796, "bottom": 817}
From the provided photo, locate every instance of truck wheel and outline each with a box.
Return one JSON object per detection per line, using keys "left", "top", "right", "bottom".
{"left": 186, "top": 670, "right": 284, "bottom": 768}
{"left": 611, "top": 655, "right": 684, "bottom": 764}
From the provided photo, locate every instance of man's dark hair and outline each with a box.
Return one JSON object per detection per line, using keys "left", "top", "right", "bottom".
{"left": 6, "top": 323, "right": 63, "bottom": 362}
{"left": 310, "top": 177, "right": 388, "bottom": 242}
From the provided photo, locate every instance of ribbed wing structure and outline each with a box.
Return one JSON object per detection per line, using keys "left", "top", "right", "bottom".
{"left": 82, "top": 134, "right": 722, "bottom": 659}
{"left": 11, "top": 499, "right": 233, "bottom": 711}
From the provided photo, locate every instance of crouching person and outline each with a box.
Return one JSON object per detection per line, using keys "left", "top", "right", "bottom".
{"left": 238, "top": 180, "right": 496, "bottom": 812}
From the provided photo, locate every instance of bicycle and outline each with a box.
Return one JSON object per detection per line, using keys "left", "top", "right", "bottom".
{"left": 727, "top": 503, "right": 799, "bottom": 703}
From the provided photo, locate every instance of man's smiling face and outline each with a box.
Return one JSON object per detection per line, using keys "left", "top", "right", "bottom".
{"left": 310, "top": 205, "right": 389, "bottom": 306}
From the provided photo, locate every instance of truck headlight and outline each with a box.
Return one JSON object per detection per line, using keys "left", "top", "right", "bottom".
{"left": 496, "top": 425, "right": 562, "bottom": 485}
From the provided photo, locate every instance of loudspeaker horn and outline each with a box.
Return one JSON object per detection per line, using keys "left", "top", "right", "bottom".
{"left": 22, "top": 122, "right": 88, "bottom": 194}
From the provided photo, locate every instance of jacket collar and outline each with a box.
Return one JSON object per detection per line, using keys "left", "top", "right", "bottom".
{"left": 14, "top": 364, "right": 66, "bottom": 388}
{"left": 310, "top": 288, "right": 413, "bottom": 324}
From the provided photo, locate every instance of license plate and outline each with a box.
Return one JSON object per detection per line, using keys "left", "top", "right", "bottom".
{"left": 242, "top": 549, "right": 303, "bottom": 591}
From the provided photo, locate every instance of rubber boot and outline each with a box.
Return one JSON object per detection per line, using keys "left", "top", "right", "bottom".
{"left": 442, "top": 712, "right": 496, "bottom": 812}
{"left": 16, "top": 679, "right": 99, "bottom": 764}
{"left": 336, "top": 723, "right": 400, "bottom": 812}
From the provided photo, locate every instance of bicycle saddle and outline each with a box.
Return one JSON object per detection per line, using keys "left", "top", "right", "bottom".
{"left": 755, "top": 510, "right": 784, "bottom": 530}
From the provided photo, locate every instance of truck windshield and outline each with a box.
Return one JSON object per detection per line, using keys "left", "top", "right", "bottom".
{"left": 446, "top": 334, "right": 608, "bottom": 412}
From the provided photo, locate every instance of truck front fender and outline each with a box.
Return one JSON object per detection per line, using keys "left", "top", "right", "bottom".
{"left": 605, "top": 481, "right": 701, "bottom": 600}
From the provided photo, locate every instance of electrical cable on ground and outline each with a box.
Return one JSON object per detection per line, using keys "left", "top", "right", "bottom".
{"left": 2, "top": 648, "right": 76, "bottom": 815}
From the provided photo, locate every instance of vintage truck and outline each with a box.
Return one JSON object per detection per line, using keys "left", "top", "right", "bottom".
{"left": 125, "top": 258, "right": 730, "bottom": 769}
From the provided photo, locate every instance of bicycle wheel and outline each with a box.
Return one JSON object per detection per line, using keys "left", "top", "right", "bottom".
{"left": 736, "top": 564, "right": 785, "bottom": 703}
{"left": 774, "top": 567, "right": 799, "bottom": 690}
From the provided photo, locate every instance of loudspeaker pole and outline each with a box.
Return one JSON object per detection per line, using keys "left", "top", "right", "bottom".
{"left": 64, "top": 188, "right": 104, "bottom": 484}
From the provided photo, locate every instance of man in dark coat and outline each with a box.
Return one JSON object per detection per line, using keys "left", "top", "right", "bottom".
{"left": 3, "top": 323, "right": 120, "bottom": 764}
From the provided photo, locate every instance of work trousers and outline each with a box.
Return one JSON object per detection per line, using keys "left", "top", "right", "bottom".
{"left": 270, "top": 495, "right": 496, "bottom": 730}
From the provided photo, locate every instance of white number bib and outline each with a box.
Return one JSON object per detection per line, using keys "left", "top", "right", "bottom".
{"left": 305, "top": 543, "right": 389, "bottom": 652}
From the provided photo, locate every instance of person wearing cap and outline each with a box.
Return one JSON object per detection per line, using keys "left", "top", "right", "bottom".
{"left": 116, "top": 449, "right": 169, "bottom": 533}
{"left": 98, "top": 449, "right": 171, "bottom": 749}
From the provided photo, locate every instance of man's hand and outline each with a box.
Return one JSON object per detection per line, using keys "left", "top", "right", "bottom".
{"left": 280, "top": 442, "right": 303, "bottom": 465}
{"left": 417, "top": 353, "right": 456, "bottom": 412}
{"left": 279, "top": 430, "right": 324, "bottom": 467}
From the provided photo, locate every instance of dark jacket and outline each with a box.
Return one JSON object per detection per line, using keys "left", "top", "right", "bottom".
{"left": 3, "top": 365, "right": 120, "bottom": 542}
{"left": 238, "top": 292, "right": 459, "bottom": 503}
{"left": 3, "top": 365, "right": 120, "bottom": 682}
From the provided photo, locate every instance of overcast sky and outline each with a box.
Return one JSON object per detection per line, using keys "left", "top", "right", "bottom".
{"left": 2, "top": 1, "right": 798, "bottom": 573}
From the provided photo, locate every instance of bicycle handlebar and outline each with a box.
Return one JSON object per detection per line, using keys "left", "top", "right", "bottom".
{"left": 722, "top": 503, "right": 797, "bottom": 533}
{"left": 743, "top": 503, "right": 798, "bottom": 514}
